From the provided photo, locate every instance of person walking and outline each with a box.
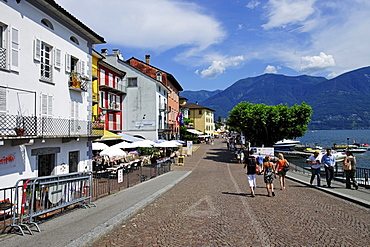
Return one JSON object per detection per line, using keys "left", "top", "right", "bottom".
{"left": 308, "top": 151, "right": 321, "bottom": 186}
{"left": 263, "top": 156, "right": 276, "bottom": 197}
{"left": 244, "top": 150, "right": 257, "bottom": 197}
{"left": 276, "top": 153, "right": 289, "bottom": 190}
{"left": 240, "top": 149, "right": 245, "bottom": 165}
{"left": 343, "top": 151, "right": 359, "bottom": 190}
{"left": 256, "top": 152, "right": 264, "bottom": 174}
{"left": 321, "top": 148, "right": 336, "bottom": 188}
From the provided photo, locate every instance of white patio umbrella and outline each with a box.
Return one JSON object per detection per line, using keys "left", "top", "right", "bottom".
{"left": 100, "top": 146, "right": 127, "bottom": 157}
{"left": 92, "top": 142, "right": 109, "bottom": 150}
{"left": 110, "top": 141, "right": 135, "bottom": 149}
{"left": 130, "top": 140, "right": 156, "bottom": 148}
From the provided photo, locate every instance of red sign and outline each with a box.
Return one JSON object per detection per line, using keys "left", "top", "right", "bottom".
{"left": 0, "top": 154, "right": 15, "bottom": 165}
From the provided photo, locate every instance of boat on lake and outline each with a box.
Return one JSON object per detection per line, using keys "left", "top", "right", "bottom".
{"left": 273, "top": 139, "right": 300, "bottom": 149}
{"left": 332, "top": 144, "right": 367, "bottom": 153}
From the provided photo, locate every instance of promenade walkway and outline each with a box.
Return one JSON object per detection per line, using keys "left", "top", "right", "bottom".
{"left": 1, "top": 138, "right": 370, "bottom": 246}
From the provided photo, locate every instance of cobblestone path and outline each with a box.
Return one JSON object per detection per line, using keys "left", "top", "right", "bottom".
{"left": 90, "top": 139, "right": 370, "bottom": 246}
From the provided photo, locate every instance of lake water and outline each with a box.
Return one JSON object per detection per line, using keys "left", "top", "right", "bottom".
{"left": 296, "top": 129, "right": 370, "bottom": 169}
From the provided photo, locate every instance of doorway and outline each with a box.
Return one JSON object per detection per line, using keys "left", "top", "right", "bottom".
{"left": 38, "top": 153, "right": 55, "bottom": 177}
{"left": 69, "top": 151, "right": 79, "bottom": 173}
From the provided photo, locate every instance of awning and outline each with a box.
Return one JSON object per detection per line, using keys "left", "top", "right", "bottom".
{"left": 117, "top": 133, "right": 145, "bottom": 142}
{"left": 186, "top": 129, "right": 204, "bottom": 135}
{"left": 95, "top": 130, "right": 122, "bottom": 141}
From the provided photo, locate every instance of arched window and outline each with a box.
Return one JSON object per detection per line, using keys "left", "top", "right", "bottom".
{"left": 156, "top": 71, "right": 162, "bottom": 82}
{"left": 41, "top": 18, "right": 54, "bottom": 30}
{"left": 70, "top": 36, "right": 79, "bottom": 45}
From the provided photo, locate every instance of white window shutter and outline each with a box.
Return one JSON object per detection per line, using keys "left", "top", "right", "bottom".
{"left": 77, "top": 60, "right": 81, "bottom": 74}
{"left": 48, "top": 95, "right": 53, "bottom": 116}
{"left": 54, "top": 48, "right": 61, "bottom": 69}
{"left": 41, "top": 94, "right": 47, "bottom": 116}
{"left": 0, "top": 88, "right": 6, "bottom": 113}
{"left": 11, "top": 27, "right": 19, "bottom": 71}
{"left": 75, "top": 102, "right": 79, "bottom": 119}
{"left": 34, "top": 38, "right": 41, "bottom": 62}
{"left": 70, "top": 101, "right": 75, "bottom": 119}
{"left": 65, "top": 53, "right": 71, "bottom": 73}
{"left": 81, "top": 60, "right": 85, "bottom": 76}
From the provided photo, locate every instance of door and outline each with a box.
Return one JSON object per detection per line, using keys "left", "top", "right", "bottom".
{"left": 38, "top": 153, "right": 55, "bottom": 177}
{"left": 69, "top": 151, "right": 79, "bottom": 173}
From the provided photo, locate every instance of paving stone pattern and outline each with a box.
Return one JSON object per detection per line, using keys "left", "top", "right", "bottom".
{"left": 90, "top": 139, "right": 370, "bottom": 246}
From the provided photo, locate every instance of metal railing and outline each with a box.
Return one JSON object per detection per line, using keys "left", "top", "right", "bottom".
{"left": 0, "top": 47, "right": 6, "bottom": 69}
{"left": 289, "top": 160, "right": 370, "bottom": 188}
{"left": 1, "top": 172, "right": 92, "bottom": 235}
{"left": 69, "top": 72, "right": 89, "bottom": 92}
{"left": 0, "top": 114, "right": 103, "bottom": 138}
{"left": 0, "top": 158, "right": 172, "bottom": 235}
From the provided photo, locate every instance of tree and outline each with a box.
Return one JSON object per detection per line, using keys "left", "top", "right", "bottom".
{"left": 227, "top": 102, "right": 312, "bottom": 146}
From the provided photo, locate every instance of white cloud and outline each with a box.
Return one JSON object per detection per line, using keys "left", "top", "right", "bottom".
{"left": 237, "top": 24, "right": 243, "bottom": 31}
{"left": 262, "top": 0, "right": 316, "bottom": 30}
{"left": 57, "top": 0, "right": 225, "bottom": 52}
{"left": 264, "top": 65, "right": 281, "bottom": 74}
{"left": 200, "top": 56, "right": 244, "bottom": 79}
{"left": 300, "top": 52, "right": 336, "bottom": 74}
{"left": 246, "top": 0, "right": 261, "bottom": 9}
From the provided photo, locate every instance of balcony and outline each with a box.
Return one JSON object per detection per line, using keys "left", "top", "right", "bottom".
{"left": 159, "top": 103, "right": 167, "bottom": 112}
{"left": 0, "top": 47, "right": 6, "bottom": 70}
{"left": 92, "top": 115, "right": 104, "bottom": 135}
{"left": 69, "top": 72, "right": 89, "bottom": 92}
{"left": 99, "top": 82, "right": 126, "bottom": 94}
{"left": 0, "top": 114, "right": 103, "bottom": 139}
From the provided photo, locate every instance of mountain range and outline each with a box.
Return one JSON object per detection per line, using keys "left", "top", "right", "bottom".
{"left": 180, "top": 66, "right": 370, "bottom": 129}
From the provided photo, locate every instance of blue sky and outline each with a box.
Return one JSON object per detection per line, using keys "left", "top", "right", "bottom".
{"left": 58, "top": 0, "right": 370, "bottom": 91}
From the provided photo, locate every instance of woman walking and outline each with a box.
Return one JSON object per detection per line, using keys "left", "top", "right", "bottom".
{"left": 276, "top": 153, "right": 289, "bottom": 190}
{"left": 343, "top": 151, "right": 359, "bottom": 190}
{"left": 263, "top": 156, "right": 276, "bottom": 197}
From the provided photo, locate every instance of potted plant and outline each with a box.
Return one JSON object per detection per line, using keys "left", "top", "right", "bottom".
{"left": 15, "top": 115, "right": 25, "bottom": 136}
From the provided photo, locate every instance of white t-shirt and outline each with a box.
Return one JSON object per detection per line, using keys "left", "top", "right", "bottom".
{"left": 309, "top": 155, "right": 321, "bottom": 169}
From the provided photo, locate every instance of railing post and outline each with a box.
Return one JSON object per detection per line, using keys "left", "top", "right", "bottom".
{"left": 365, "top": 172, "right": 369, "bottom": 189}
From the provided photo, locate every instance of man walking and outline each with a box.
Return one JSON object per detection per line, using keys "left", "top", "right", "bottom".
{"left": 308, "top": 151, "right": 321, "bottom": 186}
{"left": 244, "top": 150, "right": 257, "bottom": 197}
{"left": 321, "top": 149, "right": 335, "bottom": 188}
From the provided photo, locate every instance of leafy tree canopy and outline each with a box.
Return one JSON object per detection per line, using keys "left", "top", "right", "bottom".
{"left": 227, "top": 102, "right": 312, "bottom": 146}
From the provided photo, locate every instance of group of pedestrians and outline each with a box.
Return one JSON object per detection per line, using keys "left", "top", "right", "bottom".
{"left": 244, "top": 151, "right": 290, "bottom": 197}
{"left": 308, "top": 148, "right": 358, "bottom": 189}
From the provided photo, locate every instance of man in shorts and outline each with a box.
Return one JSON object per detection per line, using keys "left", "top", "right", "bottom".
{"left": 244, "top": 150, "right": 257, "bottom": 197}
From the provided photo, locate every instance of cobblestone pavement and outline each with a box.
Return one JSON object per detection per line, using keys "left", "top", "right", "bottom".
{"left": 90, "top": 139, "right": 370, "bottom": 246}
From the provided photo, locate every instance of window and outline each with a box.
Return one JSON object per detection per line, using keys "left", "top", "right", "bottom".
{"left": 0, "top": 23, "right": 19, "bottom": 71}
{"left": 40, "top": 43, "right": 52, "bottom": 82}
{"left": 65, "top": 53, "right": 85, "bottom": 76}
{"left": 41, "top": 18, "right": 54, "bottom": 30}
{"left": 99, "top": 69, "right": 105, "bottom": 85}
{"left": 70, "top": 36, "right": 79, "bottom": 45}
{"left": 69, "top": 151, "right": 79, "bottom": 173}
{"left": 108, "top": 73, "right": 113, "bottom": 87}
{"left": 199, "top": 110, "right": 202, "bottom": 115}
{"left": 99, "top": 91, "right": 105, "bottom": 108}
{"left": 156, "top": 71, "right": 162, "bottom": 82}
{"left": 127, "top": 77, "right": 137, "bottom": 87}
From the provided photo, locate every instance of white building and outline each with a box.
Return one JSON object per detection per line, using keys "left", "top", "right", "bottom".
{"left": 102, "top": 49, "right": 170, "bottom": 140}
{"left": 0, "top": 0, "right": 105, "bottom": 189}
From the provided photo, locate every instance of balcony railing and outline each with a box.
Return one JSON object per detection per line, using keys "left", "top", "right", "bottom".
{"left": 0, "top": 47, "right": 6, "bottom": 69}
{"left": 159, "top": 103, "right": 167, "bottom": 112}
{"left": 0, "top": 114, "right": 103, "bottom": 138}
{"left": 69, "top": 72, "right": 89, "bottom": 92}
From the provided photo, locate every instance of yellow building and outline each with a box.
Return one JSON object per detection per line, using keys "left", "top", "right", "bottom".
{"left": 92, "top": 50, "right": 104, "bottom": 134}
{"left": 183, "top": 102, "right": 215, "bottom": 136}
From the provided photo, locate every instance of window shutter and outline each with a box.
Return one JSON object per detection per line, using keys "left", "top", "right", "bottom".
{"left": 81, "top": 60, "right": 85, "bottom": 76}
{"left": 48, "top": 95, "right": 53, "bottom": 116}
{"left": 41, "top": 94, "right": 48, "bottom": 116}
{"left": 11, "top": 27, "right": 19, "bottom": 71}
{"left": 54, "top": 48, "right": 61, "bottom": 69}
{"left": 34, "top": 38, "right": 41, "bottom": 62}
{"left": 99, "top": 69, "right": 105, "bottom": 85}
{"left": 75, "top": 101, "right": 79, "bottom": 119}
{"left": 65, "top": 53, "right": 71, "bottom": 73}
{"left": 70, "top": 101, "right": 75, "bottom": 119}
{"left": 0, "top": 88, "right": 6, "bottom": 113}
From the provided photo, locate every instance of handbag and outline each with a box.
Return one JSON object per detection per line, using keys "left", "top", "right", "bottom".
{"left": 282, "top": 160, "right": 290, "bottom": 172}
{"left": 342, "top": 160, "right": 352, "bottom": 170}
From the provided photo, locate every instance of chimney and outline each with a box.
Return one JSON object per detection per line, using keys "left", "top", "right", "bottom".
{"left": 112, "top": 49, "right": 124, "bottom": 60}
{"left": 145, "top": 54, "right": 150, "bottom": 64}
{"left": 101, "top": 49, "right": 108, "bottom": 56}
{"left": 196, "top": 101, "right": 198, "bottom": 105}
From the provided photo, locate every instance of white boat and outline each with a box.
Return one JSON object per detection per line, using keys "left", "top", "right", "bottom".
{"left": 273, "top": 139, "right": 300, "bottom": 148}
